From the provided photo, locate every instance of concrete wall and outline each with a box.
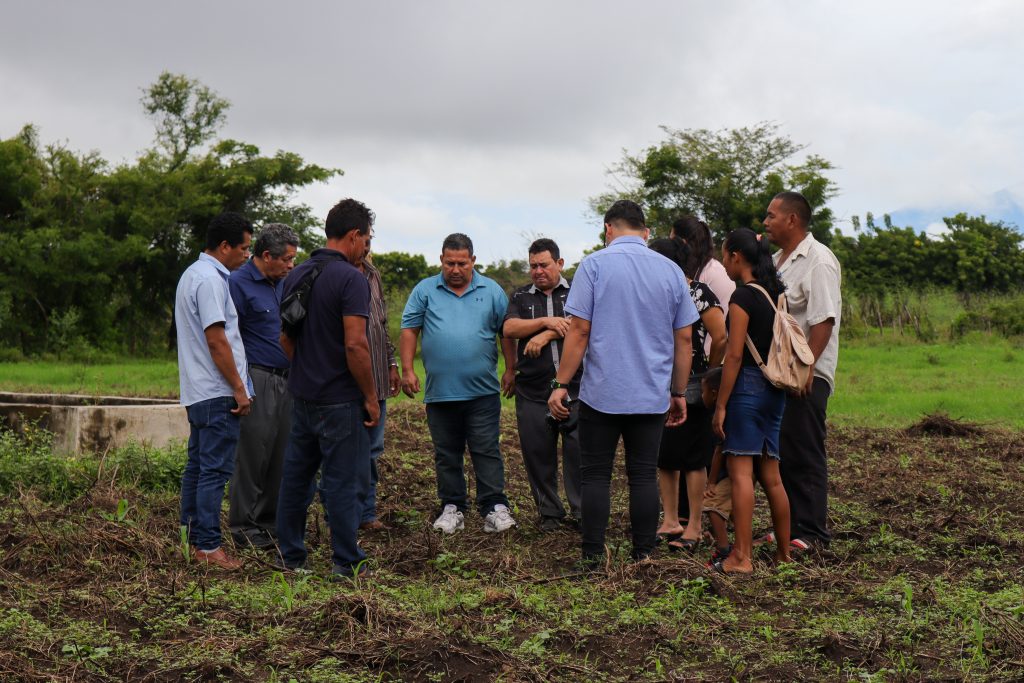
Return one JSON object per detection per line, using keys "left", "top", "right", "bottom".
{"left": 0, "top": 392, "right": 189, "bottom": 454}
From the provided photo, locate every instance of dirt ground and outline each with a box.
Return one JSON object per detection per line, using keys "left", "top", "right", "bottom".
{"left": 1, "top": 403, "right": 1024, "bottom": 681}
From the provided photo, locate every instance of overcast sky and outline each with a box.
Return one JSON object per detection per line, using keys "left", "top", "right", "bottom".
{"left": 3, "top": 1, "right": 1023, "bottom": 264}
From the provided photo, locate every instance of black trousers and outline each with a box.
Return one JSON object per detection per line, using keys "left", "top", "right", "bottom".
{"left": 578, "top": 402, "right": 665, "bottom": 560}
{"left": 515, "top": 397, "right": 581, "bottom": 520}
{"left": 779, "top": 377, "right": 831, "bottom": 544}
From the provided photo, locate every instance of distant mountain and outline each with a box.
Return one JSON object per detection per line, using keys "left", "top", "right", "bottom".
{"left": 888, "top": 187, "right": 1024, "bottom": 235}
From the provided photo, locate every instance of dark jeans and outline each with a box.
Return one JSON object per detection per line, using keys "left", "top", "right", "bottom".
{"left": 180, "top": 396, "right": 241, "bottom": 551}
{"left": 360, "top": 400, "right": 387, "bottom": 524}
{"left": 780, "top": 377, "right": 831, "bottom": 545}
{"left": 578, "top": 402, "right": 665, "bottom": 560}
{"left": 425, "top": 395, "right": 508, "bottom": 516}
{"left": 276, "top": 398, "right": 370, "bottom": 572}
{"left": 515, "top": 396, "right": 581, "bottom": 520}
{"left": 229, "top": 367, "right": 291, "bottom": 537}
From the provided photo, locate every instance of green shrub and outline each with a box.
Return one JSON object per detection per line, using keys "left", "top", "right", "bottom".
{"left": 952, "top": 298, "right": 1024, "bottom": 338}
{"left": 0, "top": 424, "right": 186, "bottom": 500}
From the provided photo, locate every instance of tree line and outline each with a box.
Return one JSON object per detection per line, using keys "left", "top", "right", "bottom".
{"left": 1, "top": 75, "right": 1021, "bottom": 358}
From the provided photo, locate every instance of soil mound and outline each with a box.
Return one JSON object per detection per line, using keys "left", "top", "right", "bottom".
{"left": 904, "top": 411, "right": 985, "bottom": 437}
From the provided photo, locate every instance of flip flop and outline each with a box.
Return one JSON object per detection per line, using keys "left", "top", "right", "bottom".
{"left": 657, "top": 532, "right": 683, "bottom": 545}
{"left": 668, "top": 537, "right": 701, "bottom": 553}
{"left": 712, "top": 557, "right": 753, "bottom": 573}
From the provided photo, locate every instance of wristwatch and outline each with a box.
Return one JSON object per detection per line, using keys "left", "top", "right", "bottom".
{"left": 550, "top": 379, "right": 570, "bottom": 390}
{"left": 670, "top": 391, "right": 686, "bottom": 398}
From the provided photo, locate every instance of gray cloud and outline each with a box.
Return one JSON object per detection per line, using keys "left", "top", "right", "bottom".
{"left": 3, "top": 1, "right": 1023, "bottom": 262}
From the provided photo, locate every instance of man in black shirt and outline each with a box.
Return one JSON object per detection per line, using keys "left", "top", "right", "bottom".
{"left": 503, "top": 239, "right": 582, "bottom": 531}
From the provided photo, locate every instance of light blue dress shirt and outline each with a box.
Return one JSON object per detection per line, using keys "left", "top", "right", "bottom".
{"left": 564, "top": 235, "right": 699, "bottom": 414}
{"left": 175, "top": 253, "right": 251, "bottom": 407}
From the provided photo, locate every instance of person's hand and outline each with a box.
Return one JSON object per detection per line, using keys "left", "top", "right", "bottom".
{"left": 501, "top": 367, "right": 516, "bottom": 398}
{"left": 388, "top": 365, "right": 401, "bottom": 398}
{"left": 801, "top": 365, "right": 815, "bottom": 397}
{"left": 231, "top": 386, "right": 252, "bottom": 416}
{"left": 547, "top": 388, "right": 569, "bottom": 420}
{"left": 704, "top": 483, "right": 715, "bottom": 499}
{"left": 401, "top": 367, "right": 420, "bottom": 398}
{"left": 524, "top": 332, "right": 553, "bottom": 358}
{"left": 363, "top": 398, "right": 381, "bottom": 427}
{"left": 712, "top": 405, "right": 726, "bottom": 440}
{"left": 665, "top": 395, "right": 687, "bottom": 427}
{"left": 543, "top": 316, "right": 570, "bottom": 337}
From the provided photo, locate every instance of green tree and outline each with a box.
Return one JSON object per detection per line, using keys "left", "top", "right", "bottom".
{"left": 0, "top": 74, "right": 340, "bottom": 355}
{"left": 590, "top": 122, "right": 838, "bottom": 244}
{"left": 372, "top": 251, "right": 437, "bottom": 293}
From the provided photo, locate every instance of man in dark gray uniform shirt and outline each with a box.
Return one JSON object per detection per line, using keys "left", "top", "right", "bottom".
{"left": 504, "top": 238, "right": 582, "bottom": 531}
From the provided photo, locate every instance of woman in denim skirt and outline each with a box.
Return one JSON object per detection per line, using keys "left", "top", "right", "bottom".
{"left": 711, "top": 228, "right": 792, "bottom": 575}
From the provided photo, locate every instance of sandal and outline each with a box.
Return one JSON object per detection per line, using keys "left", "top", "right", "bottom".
{"left": 657, "top": 532, "right": 683, "bottom": 545}
{"left": 709, "top": 558, "right": 753, "bottom": 577}
{"left": 708, "top": 544, "right": 732, "bottom": 564}
{"left": 668, "top": 537, "right": 701, "bottom": 553}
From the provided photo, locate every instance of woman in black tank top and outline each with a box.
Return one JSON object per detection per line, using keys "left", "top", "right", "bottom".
{"left": 711, "top": 228, "right": 792, "bottom": 575}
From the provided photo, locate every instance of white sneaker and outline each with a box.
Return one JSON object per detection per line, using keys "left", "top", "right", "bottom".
{"left": 432, "top": 504, "right": 465, "bottom": 534}
{"left": 483, "top": 504, "right": 517, "bottom": 533}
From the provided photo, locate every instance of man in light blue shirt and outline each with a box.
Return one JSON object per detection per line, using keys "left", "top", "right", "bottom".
{"left": 548, "top": 200, "right": 698, "bottom": 565}
{"left": 400, "top": 233, "right": 518, "bottom": 535}
{"left": 175, "top": 212, "right": 254, "bottom": 571}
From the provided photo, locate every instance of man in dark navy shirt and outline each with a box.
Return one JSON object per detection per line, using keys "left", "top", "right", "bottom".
{"left": 227, "top": 223, "right": 298, "bottom": 550}
{"left": 503, "top": 238, "right": 582, "bottom": 532}
{"left": 275, "top": 199, "right": 379, "bottom": 579}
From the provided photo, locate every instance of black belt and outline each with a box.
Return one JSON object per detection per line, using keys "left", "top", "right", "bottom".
{"left": 250, "top": 364, "right": 289, "bottom": 378}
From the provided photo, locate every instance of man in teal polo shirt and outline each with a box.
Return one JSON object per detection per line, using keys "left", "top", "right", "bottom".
{"left": 400, "top": 233, "right": 518, "bottom": 534}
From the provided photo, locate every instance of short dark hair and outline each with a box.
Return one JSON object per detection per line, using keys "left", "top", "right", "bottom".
{"left": 603, "top": 199, "right": 646, "bottom": 229}
{"left": 325, "top": 198, "right": 374, "bottom": 239}
{"left": 528, "top": 238, "right": 560, "bottom": 261}
{"left": 253, "top": 223, "right": 299, "bottom": 259}
{"left": 442, "top": 233, "right": 474, "bottom": 256}
{"left": 206, "top": 212, "right": 253, "bottom": 251}
{"left": 773, "top": 191, "right": 812, "bottom": 228}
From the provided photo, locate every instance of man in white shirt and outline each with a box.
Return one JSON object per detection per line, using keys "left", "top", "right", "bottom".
{"left": 764, "top": 191, "right": 842, "bottom": 552}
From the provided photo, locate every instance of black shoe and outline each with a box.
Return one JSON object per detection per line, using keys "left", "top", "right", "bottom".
{"left": 539, "top": 516, "right": 562, "bottom": 532}
{"left": 233, "top": 528, "right": 276, "bottom": 551}
{"left": 563, "top": 516, "right": 582, "bottom": 532}
{"left": 331, "top": 563, "right": 372, "bottom": 582}
{"left": 269, "top": 551, "right": 308, "bottom": 572}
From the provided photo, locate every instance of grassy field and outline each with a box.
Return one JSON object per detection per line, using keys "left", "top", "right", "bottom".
{"left": 1, "top": 405, "right": 1024, "bottom": 680}
{"left": 2, "top": 333, "right": 1022, "bottom": 428}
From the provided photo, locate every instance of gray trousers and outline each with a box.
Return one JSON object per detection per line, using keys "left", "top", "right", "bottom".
{"left": 229, "top": 367, "right": 292, "bottom": 536}
{"left": 515, "top": 396, "right": 582, "bottom": 520}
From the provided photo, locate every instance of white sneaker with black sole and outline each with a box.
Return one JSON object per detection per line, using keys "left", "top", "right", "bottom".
{"left": 432, "top": 504, "right": 465, "bottom": 534}
{"left": 483, "top": 504, "right": 517, "bottom": 533}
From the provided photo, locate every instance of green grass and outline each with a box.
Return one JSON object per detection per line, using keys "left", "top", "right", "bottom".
{"left": 2, "top": 333, "right": 1022, "bottom": 427}
{"left": 831, "top": 332, "right": 1024, "bottom": 428}
{"left": 0, "top": 358, "right": 179, "bottom": 398}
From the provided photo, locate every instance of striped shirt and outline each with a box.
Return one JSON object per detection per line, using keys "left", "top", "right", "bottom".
{"left": 363, "top": 260, "right": 397, "bottom": 399}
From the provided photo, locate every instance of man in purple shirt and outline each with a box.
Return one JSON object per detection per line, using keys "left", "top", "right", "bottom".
{"left": 228, "top": 223, "right": 299, "bottom": 550}
{"left": 275, "top": 199, "right": 379, "bottom": 580}
{"left": 548, "top": 200, "right": 698, "bottom": 566}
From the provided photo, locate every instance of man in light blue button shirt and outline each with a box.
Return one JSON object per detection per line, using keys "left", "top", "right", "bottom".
{"left": 175, "top": 212, "right": 254, "bottom": 571}
{"left": 548, "top": 200, "right": 698, "bottom": 566}
{"left": 400, "top": 233, "right": 518, "bottom": 535}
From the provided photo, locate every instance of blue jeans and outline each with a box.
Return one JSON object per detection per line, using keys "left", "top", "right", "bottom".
{"left": 722, "top": 367, "right": 786, "bottom": 459}
{"left": 180, "top": 396, "right": 241, "bottom": 551}
{"left": 425, "top": 395, "right": 508, "bottom": 515}
{"left": 276, "top": 398, "right": 370, "bottom": 572}
{"left": 360, "top": 400, "right": 387, "bottom": 524}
